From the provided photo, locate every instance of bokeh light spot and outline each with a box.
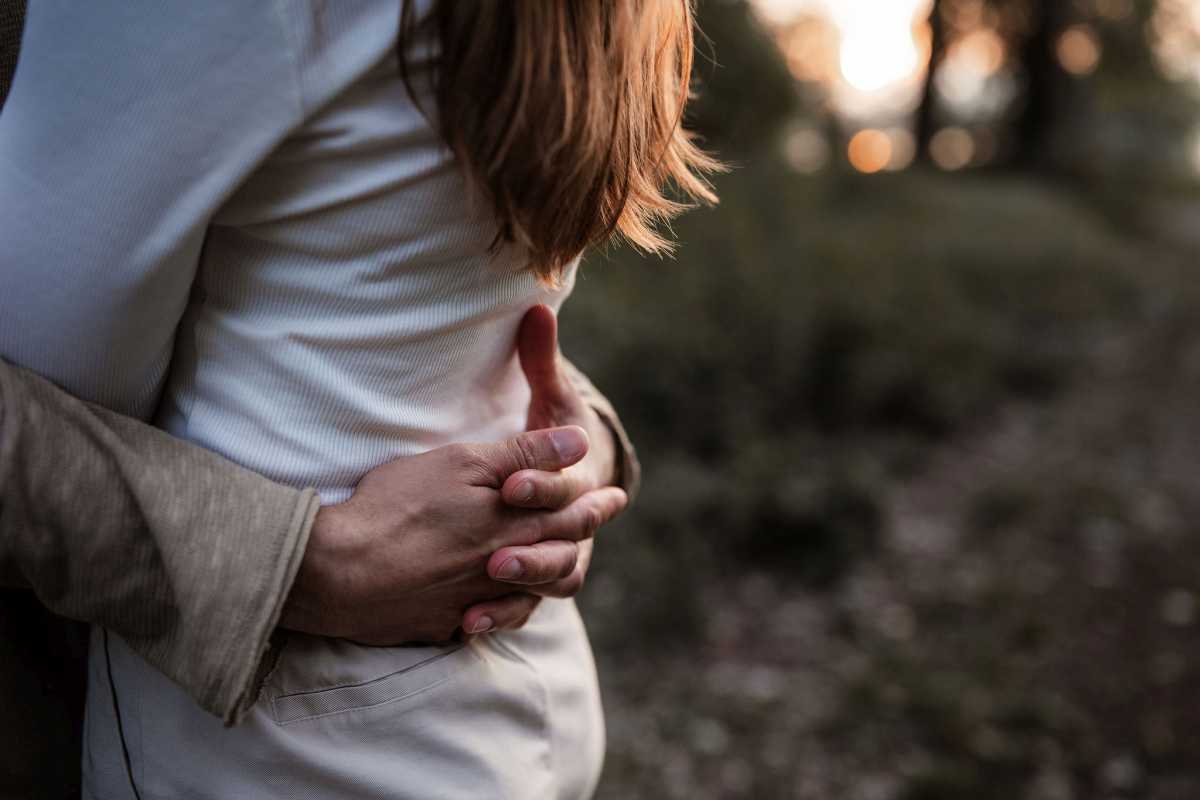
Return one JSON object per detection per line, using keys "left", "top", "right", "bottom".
{"left": 937, "top": 27, "right": 1011, "bottom": 113}
{"left": 784, "top": 126, "right": 831, "bottom": 174}
{"left": 778, "top": 15, "right": 842, "bottom": 85}
{"left": 1094, "top": 0, "right": 1134, "bottom": 22}
{"left": 930, "top": 127, "right": 975, "bottom": 170}
{"left": 831, "top": 0, "right": 929, "bottom": 93}
{"left": 1150, "top": 0, "right": 1200, "bottom": 85}
{"left": 840, "top": 27, "right": 921, "bottom": 92}
{"left": 848, "top": 129, "right": 893, "bottom": 173}
{"left": 953, "top": 28, "right": 1007, "bottom": 77}
{"left": 885, "top": 128, "right": 917, "bottom": 171}
{"left": 1058, "top": 25, "right": 1102, "bottom": 76}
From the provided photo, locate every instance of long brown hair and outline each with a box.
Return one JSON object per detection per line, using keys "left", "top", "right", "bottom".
{"left": 400, "top": 1, "right": 721, "bottom": 282}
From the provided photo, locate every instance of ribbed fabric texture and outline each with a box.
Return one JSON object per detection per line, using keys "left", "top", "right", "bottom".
{"left": 0, "top": 0, "right": 573, "bottom": 497}
{"left": 147, "top": 2, "right": 577, "bottom": 502}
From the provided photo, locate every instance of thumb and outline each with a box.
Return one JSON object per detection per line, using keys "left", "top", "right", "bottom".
{"left": 460, "top": 425, "right": 590, "bottom": 487}
{"left": 519, "top": 305, "right": 570, "bottom": 424}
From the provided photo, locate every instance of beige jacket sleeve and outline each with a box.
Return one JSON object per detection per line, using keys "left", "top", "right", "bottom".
{"left": 563, "top": 358, "right": 642, "bottom": 502}
{"left": 0, "top": 358, "right": 320, "bottom": 724}
{"left": 0, "top": 355, "right": 638, "bottom": 725}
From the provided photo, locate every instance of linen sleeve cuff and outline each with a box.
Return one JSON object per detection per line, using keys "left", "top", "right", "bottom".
{"left": 222, "top": 488, "right": 321, "bottom": 725}
{"left": 561, "top": 359, "right": 641, "bottom": 503}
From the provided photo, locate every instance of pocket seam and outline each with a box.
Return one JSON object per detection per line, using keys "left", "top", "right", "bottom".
{"left": 269, "top": 644, "right": 480, "bottom": 726}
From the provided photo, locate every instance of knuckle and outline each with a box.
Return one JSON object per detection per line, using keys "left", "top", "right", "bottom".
{"left": 528, "top": 514, "right": 550, "bottom": 543}
{"left": 509, "top": 436, "right": 538, "bottom": 471}
{"left": 445, "top": 442, "right": 474, "bottom": 466}
{"left": 562, "top": 512, "right": 588, "bottom": 541}
{"left": 451, "top": 444, "right": 493, "bottom": 481}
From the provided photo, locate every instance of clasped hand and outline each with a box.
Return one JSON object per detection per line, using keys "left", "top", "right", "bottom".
{"left": 281, "top": 305, "right": 626, "bottom": 644}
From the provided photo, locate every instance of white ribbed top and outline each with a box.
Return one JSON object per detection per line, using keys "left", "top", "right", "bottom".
{"left": 0, "top": 0, "right": 574, "bottom": 502}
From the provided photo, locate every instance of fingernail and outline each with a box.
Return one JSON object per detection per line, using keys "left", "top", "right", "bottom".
{"left": 512, "top": 481, "right": 535, "bottom": 503}
{"left": 469, "top": 616, "right": 494, "bottom": 634}
{"left": 550, "top": 428, "right": 587, "bottom": 462}
{"left": 496, "top": 559, "right": 524, "bottom": 580}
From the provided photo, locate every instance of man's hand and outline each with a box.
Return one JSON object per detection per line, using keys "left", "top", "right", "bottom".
{"left": 462, "top": 305, "right": 624, "bottom": 632}
{"left": 281, "top": 425, "right": 627, "bottom": 645}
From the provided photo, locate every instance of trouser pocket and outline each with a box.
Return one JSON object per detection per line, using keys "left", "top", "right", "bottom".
{"left": 267, "top": 637, "right": 479, "bottom": 725}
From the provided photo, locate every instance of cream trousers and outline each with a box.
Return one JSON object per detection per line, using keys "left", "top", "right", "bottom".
{"left": 83, "top": 599, "right": 605, "bottom": 799}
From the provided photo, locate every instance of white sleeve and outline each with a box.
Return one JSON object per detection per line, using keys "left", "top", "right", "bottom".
{"left": 0, "top": 0, "right": 304, "bottom": 416}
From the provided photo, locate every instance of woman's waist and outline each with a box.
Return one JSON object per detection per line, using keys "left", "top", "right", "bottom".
{"left": 158, "top": 368, "right": 531, "bottom": 502}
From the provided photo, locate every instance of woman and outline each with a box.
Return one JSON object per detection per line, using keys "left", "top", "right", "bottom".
{"left": 0, "top": 1, "right": 716, "bottom": 797}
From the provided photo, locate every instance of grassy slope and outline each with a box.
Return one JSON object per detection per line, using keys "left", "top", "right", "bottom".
{"left": 561, "top": 163, "right": 1200, "bottom": 799}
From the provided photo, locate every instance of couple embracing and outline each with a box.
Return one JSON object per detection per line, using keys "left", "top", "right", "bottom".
{"left": 0, "top": 1, "right": 717, "bottom": 797}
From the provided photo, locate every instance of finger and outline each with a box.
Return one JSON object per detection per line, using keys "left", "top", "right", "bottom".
{"left": 519, "top": 305, "right": 580, "bottom": 430}
{"left": 462, "top": 593, "right": 542, "bottom": 634}
{"left": 457, "top": 425, "right": 589, "bottom": 487}
{"left": 534, "top": 487, "right": 628, "bottom": 542}
{"left": 518, "top": 305, "right": 567, "bottom": 400}
{"left": 527, "top": 539, "right": 593, "bottom": 599}
{"left": 501, "top": 467, "right": 587, "bottom": 509}
{"left": 526, "top": 566, "right": 584, "bottom": 599}
{"left": 488, "top": 539, "right": 579, "bottom": 585}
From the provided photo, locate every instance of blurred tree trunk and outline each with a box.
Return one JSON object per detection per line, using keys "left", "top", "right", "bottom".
{"left": 1012, "top": 0, "right": 1067, "bottom": 169}
{"left": 689, "top": 0, "right": 801, "bottom": 154}
{"left": 914, "top": 0, "right": 946, "bottom": 164}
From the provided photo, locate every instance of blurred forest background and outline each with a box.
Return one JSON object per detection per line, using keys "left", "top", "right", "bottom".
{"left": 563, "top": 1, "right": 1200, "bottom": 798}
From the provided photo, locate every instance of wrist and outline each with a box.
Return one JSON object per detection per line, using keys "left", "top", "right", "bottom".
{"left": 281, "top": 503, "right": 349, "bottom": 636}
